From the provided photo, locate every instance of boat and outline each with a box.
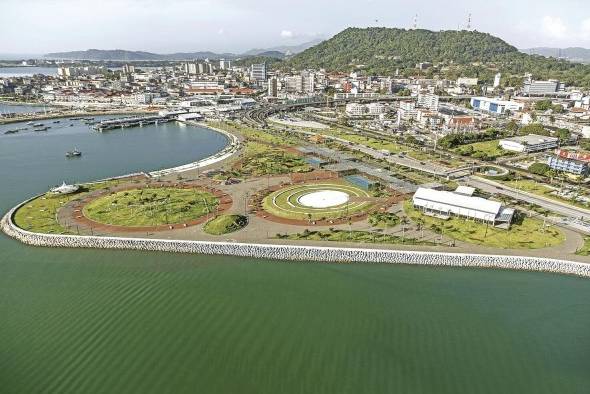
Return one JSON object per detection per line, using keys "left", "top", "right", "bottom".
{"left": 26, "top": 121, "right": 34, "bottom": 125}
{"left": 33, "top": 123, "right": 44, "bottom": 127}
{"left": 53, "top": 120, "right": 60, "bottom": 123}
{"left": 4, "top": 129, "right": 19, "bottom": 135}
{"left": 33, "top": 126, "right": 49, "bottom": 132}
{"left": 65, "top": 149, "right": 82, "bottom": 158}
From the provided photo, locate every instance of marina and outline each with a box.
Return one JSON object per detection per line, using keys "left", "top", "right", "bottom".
{"left": 93, "top": 115, "right": 172, "bottom": 131}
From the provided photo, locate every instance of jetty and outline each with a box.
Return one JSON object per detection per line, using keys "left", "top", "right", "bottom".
{"left": 93, "top": 115, "right": 172, "bottom": 132}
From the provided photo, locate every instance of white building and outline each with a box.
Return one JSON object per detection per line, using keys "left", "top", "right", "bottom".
{"left": 413, "top": 187, "right": 514, "bottom": 226}
{"left": 367, "top": 102, "right": 387, "bottom": 116}
{"left": 499, "top": 134, "right": 559, "bottom": 153}
{"left": 523, "top": 79, "right": 565, "bottom": 96}
{"left": 346, "top": 103, "right": 367, "bottom": 116}
{"left": 493, "top": 73, "right": 501, "bottom": 88}
{"left": 470, "top": 97, "right": 524, "bottom": 115}
{"left": 417, "top": 93, "right": 439, "bottom": 111}
{"left": 219, "top": 59, "right": 232, "bottom": 70}
{"left": 457, "top": 77, "right": 478, "bottom": 86}
{"left": 250, "top": 63, "right": 267, "bottom": 82}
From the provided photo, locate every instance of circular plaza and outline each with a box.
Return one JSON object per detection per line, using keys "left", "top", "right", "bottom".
{"left": 261, "top": 182, "right": 376, "bottom": 222}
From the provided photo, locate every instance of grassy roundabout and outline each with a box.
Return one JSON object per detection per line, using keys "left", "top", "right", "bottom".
{"left": 83, "top": 187, "right": 219, "bottom": 227}
{"left": 262, "top": 181, "right": 375, "bottom": 221}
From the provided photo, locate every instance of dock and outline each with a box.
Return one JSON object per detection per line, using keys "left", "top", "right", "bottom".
{"left": 93, "top": 115, "right": 172, "bottom": 132}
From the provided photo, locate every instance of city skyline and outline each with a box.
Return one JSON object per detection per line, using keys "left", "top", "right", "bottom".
{"left": 1, "top": 0, "right": 590, "bottom": 54}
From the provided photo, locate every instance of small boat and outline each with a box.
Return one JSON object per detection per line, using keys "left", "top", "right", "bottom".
{"left": 33, "top": 126, "right": 49, "bottom": 132}
{"left": 26, "top": 121, "right": 34, "bottom": 125}
{"left": 4, "top": 129, "right": 19, "bottom": 135}
{"left": 33, "top": 123, "right": 44, "bottom": 127}
{"left": 65, "top": 149, "right": 82, "bottom": 158}
{"left": 53, "top": 120, "right": 60, "bottom": 123}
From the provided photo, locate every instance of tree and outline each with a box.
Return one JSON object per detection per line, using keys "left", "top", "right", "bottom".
{"left": 534, "top": 99, "right": 553, "bottom": 111}
{"left": 528, "top": 163, "right": 551, "bottom": 176}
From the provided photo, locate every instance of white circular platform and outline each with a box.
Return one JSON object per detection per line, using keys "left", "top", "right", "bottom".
{"left": 297, "top": 190, "right": 350, "bottom": 208}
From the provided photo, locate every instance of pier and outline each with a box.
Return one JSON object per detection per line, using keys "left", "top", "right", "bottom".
{"left": 93, "top": 115, "right": 172, "bottom": 131}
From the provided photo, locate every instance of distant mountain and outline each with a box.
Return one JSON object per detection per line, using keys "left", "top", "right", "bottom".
{"left": 44, "top": 49, "right": 237, "bottom": 61}
{"left": 44, "top": 41, "right": 322, "bottom": 61}
{"left": 243, "top": 39, "right": 323, "bottom": 56}
{"left": 522, "top": 47, "right": 590, "bottom": 63}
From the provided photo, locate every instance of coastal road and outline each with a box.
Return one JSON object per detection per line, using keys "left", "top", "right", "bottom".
{"left": 466, "top": 176, "right": 590, "bottom": 221}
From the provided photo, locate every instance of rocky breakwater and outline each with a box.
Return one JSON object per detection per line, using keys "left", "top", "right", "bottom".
{"left": 2, "top": 204, "right": 590, "bottom": 278}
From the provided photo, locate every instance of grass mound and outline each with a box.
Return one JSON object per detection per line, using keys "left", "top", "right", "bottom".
{"left": 203, "top": 214, "right": 248, "bottom": 235}
{"left": 83, "top": 187, "right": 218, "bottom": 227}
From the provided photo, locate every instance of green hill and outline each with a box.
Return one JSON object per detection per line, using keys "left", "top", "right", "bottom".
{"left": 282, "top": 27, "right": 590, "bottom": 87}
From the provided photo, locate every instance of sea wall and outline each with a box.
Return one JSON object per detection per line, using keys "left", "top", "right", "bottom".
{"left": 2, "top": 205, "right": 589, "bottom": 278}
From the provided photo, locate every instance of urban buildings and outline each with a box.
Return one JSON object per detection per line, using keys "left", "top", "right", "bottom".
{"left": 417, "top": 92, "right": 439, "bottom": 111}
{"left": 470, "top": 97, "right": 524, "bottom": 114}
{"left": 499, "top": 134, "right": 559, "bottom": 153}
{"left": 267, "top": 76, "right": 278, "bottom": 97}
{"left": 547, "top": 149, "right": 590, "bottom": 175}
{"left": 523, "top": 79, "right": 565, "bottom": 96}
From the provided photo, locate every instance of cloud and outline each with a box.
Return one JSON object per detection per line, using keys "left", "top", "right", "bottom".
{"left": 581, "top": 18, "right": 590, "bottom": 40}
{"left": 541, "top": 16, "right": 567, "bottom": 39}
{"left": 280, "top": 30, "right": 294, "bottom": 38}
{"left": 218, "top": 28, "right": 225, "bottom": 35}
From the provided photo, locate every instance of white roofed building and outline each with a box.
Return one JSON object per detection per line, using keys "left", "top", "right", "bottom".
{"left": 412, "top": 187, "right": 515, "bottom": 227}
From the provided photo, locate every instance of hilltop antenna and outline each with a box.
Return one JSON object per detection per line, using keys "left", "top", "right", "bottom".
{"left": 413, "top": 14, "right": 418, "bottom": 30}
{"left": 466, "top": 13, "right": 472, "bottom": 30}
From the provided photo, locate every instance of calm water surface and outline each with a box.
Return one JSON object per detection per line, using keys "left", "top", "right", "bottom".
{"left": 0, "top": 119, "right": 588, "bottom": 394}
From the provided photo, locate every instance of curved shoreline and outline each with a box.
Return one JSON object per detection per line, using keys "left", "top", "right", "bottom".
{"left": 2, "top": 119, "right": 589, "bottom": 278}
{"left": 2, "top": 202, "right": 589, "bottom": 278}
{"left": 148, "top": 122, "right": 240, "bottom": 177}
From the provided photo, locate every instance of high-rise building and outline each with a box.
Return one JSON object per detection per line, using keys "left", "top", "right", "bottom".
{"left": 250, "top": 63, "right": 267, "bottom": 82}
{"left": 493, "top": 73, "right": 501, "bottom": 88}
{"left": 219, "top": 59, "right": 232, "bottom": 70}
{"left": 285, "top": 75, "right": 303, "bottom": 93}
{"left": 122, "top": 64, "right": 135, "bottom": 74}
{"left": 417, "top": 93, "right": 439, "bottom": 111}
{"left": 267, "top": 77, "right": 278, "bottom": 97}
{"left": 301, "top": 72, "right": 315, "bottom": 93}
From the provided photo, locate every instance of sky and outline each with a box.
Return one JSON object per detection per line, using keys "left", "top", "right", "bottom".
{"left": 1, "top": 0, "right": 590, "bottom": 54}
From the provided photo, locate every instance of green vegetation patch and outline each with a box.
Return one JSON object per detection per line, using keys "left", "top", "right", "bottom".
{"left": 276, "top": 228, "right": 434, "bottom": 246}
{"left": 203, "top": 214, "right": 248, "bottom": 235}
{"left": 368, "top": 212, "right": 401, "bottom": 228}
{"left": 262, "top": 182, "right": 375, "bottom": 221}
{"left": 83, "top": 187, "right": 218, "bottom": 227}
{"left": 454, "top": 139, "right": 514, "bottom": 160}
{"left": 13, "top": 180, "right": 120, "bottom": 234}
{"left": 239, "top": 141, "right": 311, "bottom": 176}
{"left": 576, "top": 238, "right": 590, "bottom": 256}
{"left": 404, "top": 201, "right": 564, "bottom": 249}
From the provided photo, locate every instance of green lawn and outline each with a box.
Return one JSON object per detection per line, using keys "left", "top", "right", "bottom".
{"left": 13, "top": 180, "right": 121, "bottom": 234}
{"left": 239, "top": 141, "right": 311, "bottom": 176}
{"left": 83, "top": 187, "right": 218, "bottom": 227}
{"left": 404, "top": 201, "right": 564, "bottom": 249}
{"left": 203, "top": 214, "right": 248, "bottom": 235}
{"left": 454, "top": 140, "right": 514, "bottom": 160}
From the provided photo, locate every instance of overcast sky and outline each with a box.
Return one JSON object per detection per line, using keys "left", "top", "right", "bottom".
{"left": 1, "top": 0, "right": 590, "bottom": 54}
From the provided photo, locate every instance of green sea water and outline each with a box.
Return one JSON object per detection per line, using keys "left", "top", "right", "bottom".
{"left": 0, "top": 119, "right": 589, "bottom": 393}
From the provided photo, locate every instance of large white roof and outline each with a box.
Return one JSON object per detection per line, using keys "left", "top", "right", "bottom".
{"left": 413, "top": 187, "right": 501, "bottom": 215}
